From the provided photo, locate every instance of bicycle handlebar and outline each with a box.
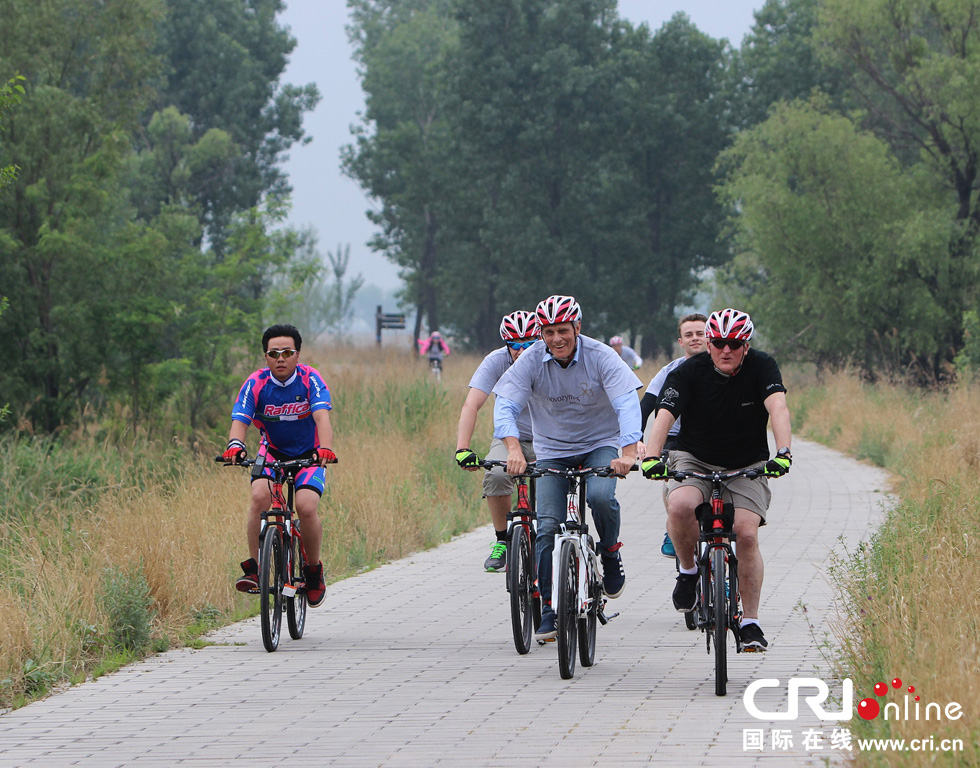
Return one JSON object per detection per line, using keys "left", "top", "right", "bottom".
{"left": 478, "top": 459, "right": 637, "bottom": 479}
{"left": 213, "top": 454, "right": 332, "bottom": 469}
{"left": 659, "top": 466, "right": 765, "bottom": 482}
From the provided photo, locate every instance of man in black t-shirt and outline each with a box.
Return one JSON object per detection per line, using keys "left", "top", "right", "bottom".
{"left": 641, "top": 309, "right": 793, "bottom": 651}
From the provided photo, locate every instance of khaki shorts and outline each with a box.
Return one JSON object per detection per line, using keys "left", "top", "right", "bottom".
{"left": 483, "top": 437, "right": 536, "bottom": 497}
{"left": 666, "top": 450, "right": 771, "bottom": 524}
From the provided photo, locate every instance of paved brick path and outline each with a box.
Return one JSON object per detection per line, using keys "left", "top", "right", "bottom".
{"left": 0, "top": 438, "right": 890, "bottom": 767}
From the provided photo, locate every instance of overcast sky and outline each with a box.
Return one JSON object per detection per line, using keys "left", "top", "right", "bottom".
{"left": 276, "top": 0, "right": 764, "bottom": 291}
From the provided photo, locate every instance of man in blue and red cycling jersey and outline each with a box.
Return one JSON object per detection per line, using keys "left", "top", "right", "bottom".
{"left": 222, "top": 323, "right": 337, "bottom": 607}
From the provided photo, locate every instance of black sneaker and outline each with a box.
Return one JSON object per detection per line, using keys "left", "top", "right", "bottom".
{"left": 304, "top": 562, "right": 326, "bottom": 608}
{"left": 535, "top": 608, "right": 557, "bottom": 641}
{"left": 740, "top": 623, "right": 769, "bottom": 652}
{"left": 672, "top": 572, "right": 698, "bottom": 612}
{"left": 235, "top": 558, "right": 259, "bottom": 593}
{"left": 600, "top": 544, "right": 626, "bottom": 599}
{"left": 484, "top": 541, "right": 507, "bottom": 572}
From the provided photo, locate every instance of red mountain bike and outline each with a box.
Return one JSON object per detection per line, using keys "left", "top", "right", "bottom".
{"left": 218, "top": 453, "right": 320, "bottom": 652}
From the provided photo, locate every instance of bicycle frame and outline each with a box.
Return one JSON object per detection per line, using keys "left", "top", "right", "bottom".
{"left": 661, "top": 464, "right": 765, "bottom": 695}
{"left": 478, "top": 459, "right": 541, "bottom": 654}
{"left": 551, "top": 474, "right": 602, "bottom": 624}
{"left": 255, "top": 459, "right": 309, "bottom": 600}
{"left": 219, "top": 452, "right": 319, "bottom": 651}
{"left": 693, "top": 480, "right": 740, "bottom": 645}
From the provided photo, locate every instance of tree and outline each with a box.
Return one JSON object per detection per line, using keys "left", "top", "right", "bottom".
{"left": 735, "top": 0, "right": 849, "bottom": 128}
{"left": 0, "top": 0, "right": 166, "bottom": 431}
{"left": 0, "top": 74, "right": 24, "bottom": 423}
{"left": 344, "top": 0, "right": 459, "bottom": 343}
{"left": 814, "top": 0, "right": 980, "bottom": 373}
{"left": 152, "top": 0, "right": 320, "bottom": 250}
{"left": 608, "top": 14, "right": 735, "bottom": 354}
{"left": 717, "top": 96, "right": 956, "bottom": 374}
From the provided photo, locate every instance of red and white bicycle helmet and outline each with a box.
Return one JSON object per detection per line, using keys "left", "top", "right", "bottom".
{"left": 608, "top": 335, "right": 624, "bottom": 346}
{"left": 499, "top": 310, "right": 540, "bottom": 341}
{"left": 705, "top": 308, "right": 754, "bottom": 341}
{"left": 535, "top": 294, "right": 582, "bottom": 326}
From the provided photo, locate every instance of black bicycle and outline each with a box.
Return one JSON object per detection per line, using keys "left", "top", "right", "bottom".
{"left": 479, "top": 460, "right": 542, "bottom": 654}
{"left": 655, "top": 464, "right": 767, "bottom": 696}
{"left": 218, "top": 453, "right": 320, "bottom": 652}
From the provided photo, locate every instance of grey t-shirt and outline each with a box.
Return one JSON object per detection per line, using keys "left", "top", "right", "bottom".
{"left": 468, "top": 346, "right": 533, "bottom": 442}
{"left": 493, "top": 334, "right": 642, "bottom": 459}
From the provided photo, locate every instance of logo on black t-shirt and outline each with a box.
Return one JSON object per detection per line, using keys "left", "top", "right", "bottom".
{"left": 661, "top": 387, "right": 679, "bottom": 407}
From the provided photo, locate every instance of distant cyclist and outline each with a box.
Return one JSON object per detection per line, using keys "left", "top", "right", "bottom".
{"left": 454, "top": 311, "right": 540, "bottom": 572}
{"left": 641, "top": 309, "right": 793, "bottom": 651}
{"left": 223, "top": 324, "right": 336, "bottom": 608}
{"left": 608, "top": 336, "right": 643, "bottom": 370}
{"left": 638, "top": 313, "right": 707, "bottom": 558}
{"left": 494, "top": 295, "right": 642, "bottom": 641}
{"left": 418, "top": 330, "right": 451, "bottom": 368}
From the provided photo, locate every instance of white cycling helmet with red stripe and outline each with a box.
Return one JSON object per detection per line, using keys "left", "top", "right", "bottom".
{"left": 499, "top": 310, "right": 540, "bottom": 341}
{"left": 536, "top": 294, "right": 582, "bottom": 327}
{"left": 705, "top": 308, "right": 754, "bottom": 341}
{"left": 608, "top": 335, "right": 624, "bottom": 346}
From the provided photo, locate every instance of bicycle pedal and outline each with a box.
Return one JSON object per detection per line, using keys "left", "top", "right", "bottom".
{"left": 282, "top": 584, "right": 297, "bottom": 598}
{"left": 597, "top": 610, "right": 620, "bottom": 624}
{"left": 247, "top": 587, "right": 260, "bottom": 595}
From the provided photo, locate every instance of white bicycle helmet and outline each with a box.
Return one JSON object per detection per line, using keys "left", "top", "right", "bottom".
{"left": 705, "top": 308, "right": 754, "bottom": 341}
{"left": 499, "top": 310, "right": 540, "bottom": 341}
{"left": 535, "top": 294, "right": 582, "bottom": 326}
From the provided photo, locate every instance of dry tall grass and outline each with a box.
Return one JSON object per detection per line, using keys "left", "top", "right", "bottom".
{"left": 796, "top": 370, "right": 980, "bottom": 766}
{"left": 0, "top": 345, "right": 488, "bottom": 708}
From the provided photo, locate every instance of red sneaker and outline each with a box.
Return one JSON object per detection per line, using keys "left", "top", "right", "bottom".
{"left": 235, "top": 558, "right": 259, "bottom": 593}
{"left": 304, "top": 561, "right": 326, "bottom": 607}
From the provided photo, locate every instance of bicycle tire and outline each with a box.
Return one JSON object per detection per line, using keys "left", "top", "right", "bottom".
{"left": 259, "top": 527, "right": 284, "bottom": 652}
{"left": 508, "top": 523, "right": 534, "bottom": 655}
{"left": 557, "top": 539, "right": 578, "bottom": 679}
{"left": 578, "top": 565, "right": 597, "bottom": 668}
{"left": 286, "top": 526, "right": 307, "bottom": 640}
{"left": 713, "top": 546, "right": 728, "bottom": 696}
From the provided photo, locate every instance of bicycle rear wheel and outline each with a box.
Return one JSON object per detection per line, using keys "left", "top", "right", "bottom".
{"left": 556, "top": 540, "right": 578, "bottom": 679}
{"left": 712, "top": 547, "right": 728, "bottom": 696}
{"left": 578, "top": 566, "right": 597, "bottom": 668}
{"left": 508, "top": 523, "right": 533, "bottom": 654}
{"left": 286, "top": 526, "right": 307, "bottom": 640}
{"left": 259, "top": 527, "right": 284, "bottom": 652}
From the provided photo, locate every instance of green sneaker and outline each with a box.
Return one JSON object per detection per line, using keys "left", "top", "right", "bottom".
{"left": 484, "top": 541, "right": 507, "bottom": 572}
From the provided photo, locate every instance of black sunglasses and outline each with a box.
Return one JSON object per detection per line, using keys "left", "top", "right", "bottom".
{"left": 709, "top": 338, "right": 746, "bottom": 351}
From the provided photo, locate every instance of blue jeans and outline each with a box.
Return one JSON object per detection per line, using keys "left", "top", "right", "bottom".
{"left": 535, "top": 446, "right": 622, "bottom": 608}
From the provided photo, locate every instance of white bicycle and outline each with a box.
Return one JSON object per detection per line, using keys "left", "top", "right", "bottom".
{"left": 541, "top": 465, "right": 625, "bottom": 679}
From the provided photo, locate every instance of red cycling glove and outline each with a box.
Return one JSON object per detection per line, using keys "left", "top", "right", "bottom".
{"left": 223, "top": 439, "right": 247, "bottom": 463}
{"left": 316, "top": 447, "right": 338, "bottom": 464}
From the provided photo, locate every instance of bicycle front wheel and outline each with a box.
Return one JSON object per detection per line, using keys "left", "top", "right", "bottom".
{"left": 259, "top": 527, "right": 284, "bottom": 652}
{"left": 713, "top": 546, "right": 728, "bottom": 696}
{"left": 508, "top": 523, "right": 533, "bottom": 655}
{"left": 578, "top": 566, "right": 598, "bottom": 668}
{"left": 286, "top": 527, "right": 307, "bottom": 640}
{"left": 556, "top": 540, "right": 578, "bottom": 679}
